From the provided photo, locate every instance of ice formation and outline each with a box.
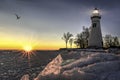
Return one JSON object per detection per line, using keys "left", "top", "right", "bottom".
{"left": 21, "top": 49, "right": 120, "bottom": 80}
{"left": 20, "top": 74, "right": 29, "bottom": 80}
{"left": 34, "top": 54, "right": 63, "bottom": 80}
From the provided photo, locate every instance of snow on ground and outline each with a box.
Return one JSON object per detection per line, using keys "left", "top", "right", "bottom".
{"left": 62, "top": 52, "right": 119, "bottom": 71}
{"left": 21, "top": 49, "right": 120, "bottom": 80}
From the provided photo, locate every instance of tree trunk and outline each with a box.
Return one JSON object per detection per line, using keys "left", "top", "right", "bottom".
{"left": 66, "top": 42, "right": 67, "bottom": 48}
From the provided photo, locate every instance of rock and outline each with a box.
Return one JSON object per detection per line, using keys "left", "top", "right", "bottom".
{"left": 62, "top": 68, "right": 99, "bottom": 80}
{"left": 62, "top": 53, "right": 118, "bottom": 71}
{"left": 34, "top": 74, "right": 60, "bottom": 80}
{"left": 34, "top": 54, "right": 63, "bottom": 80}
{"left": 81, "top": 61, "right": 120, "bottom": 74}
{"left": 20, "top": 74, "right": 29, "bottom": 80}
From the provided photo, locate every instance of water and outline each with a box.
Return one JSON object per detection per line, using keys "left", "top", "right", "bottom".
{"left": 0, "top": 50, "right": 59, "bottom": 80}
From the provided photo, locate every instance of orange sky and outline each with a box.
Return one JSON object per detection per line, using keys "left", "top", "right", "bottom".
{"left": 0, "top": 35, "right": 65, "bottom": 50}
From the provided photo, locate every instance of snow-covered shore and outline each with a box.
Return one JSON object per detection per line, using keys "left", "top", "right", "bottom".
{"left": 21, "top": 49, "right": 120, "bottom": 80}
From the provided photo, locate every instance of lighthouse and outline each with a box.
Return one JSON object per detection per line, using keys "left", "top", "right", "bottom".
{"left": 88, "top": 8, "right": 103, "bottom": 48}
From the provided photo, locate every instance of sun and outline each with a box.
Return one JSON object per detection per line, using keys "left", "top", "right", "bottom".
{"left": 22, "top": 45, "right": 35, "bottom": 68}
{"left": 23, "top": 45, "right": 32, "bottom": 52}
{"left": 22, "top": 45, "right": 35, "bottom": 58}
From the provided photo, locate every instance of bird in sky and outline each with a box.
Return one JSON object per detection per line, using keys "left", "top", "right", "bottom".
{"left": 15, "top": 14, "right": 21, "bottom": 20}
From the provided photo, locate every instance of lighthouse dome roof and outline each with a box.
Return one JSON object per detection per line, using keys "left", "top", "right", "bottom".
{"left": 92, "top": 8, "right": 100, "bottom": 17}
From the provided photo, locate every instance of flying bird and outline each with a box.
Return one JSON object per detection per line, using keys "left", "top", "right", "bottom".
{"left": 15, "top": 14, "right": 21, "bottom": 20}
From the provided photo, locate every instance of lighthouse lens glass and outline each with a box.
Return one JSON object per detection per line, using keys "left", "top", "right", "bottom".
{"left": 93, "top": 10, "right": 99, "bottom": 14}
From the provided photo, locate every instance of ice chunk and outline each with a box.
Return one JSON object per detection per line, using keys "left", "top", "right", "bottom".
{"left": 35, "top": 54, "right": 63, "bottom": 80}
{"left": 62, "top": 68, "right": 98, "bottom": 80}
{"left": 81, "top": 61, "right": 120, "bottom": 74}
{"left": 62, "top": 53, "right": 118, "bottom": 71}
{"left": 20, "top": 74, "right": 29, "bottom": 80}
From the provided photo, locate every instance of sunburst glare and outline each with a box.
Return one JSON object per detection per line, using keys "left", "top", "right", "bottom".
{"left": 23, "top": 45, "right": 32, "bottom": 52}
{"left": 21, "top": 45, "right": 36, "bottom": 68}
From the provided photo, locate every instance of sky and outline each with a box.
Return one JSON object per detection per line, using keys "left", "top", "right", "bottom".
{"left": 0, "top": 0, "right": 120, "bottom": 50}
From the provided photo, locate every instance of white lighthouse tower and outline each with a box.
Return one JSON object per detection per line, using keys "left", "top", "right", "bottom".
{"left": 88, "top": 8, "right": 103, "bottom": 48}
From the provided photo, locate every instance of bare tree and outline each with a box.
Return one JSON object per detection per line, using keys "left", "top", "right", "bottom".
{"left": 104, "top": 35, "right": 112, "bottom": 48}
{"left": 69, "top": 38, "right": 73, "bottom": 48}
{"left": 74, "top": 33, "right": 84, "bottom": 48}
{"left": 113, "top": 36, "right": 119, "bottom": 47}
{"left": 104, "top": 35, "right": 120, "bottom": 48}
{"left": 82, "top": 26, "right": 89, "bottom": 48}
{"left": 74, "top": 26, "right": 90, "bottom": 48}
{"left": 62, "top": 32, "right": 73, "bottom": 48}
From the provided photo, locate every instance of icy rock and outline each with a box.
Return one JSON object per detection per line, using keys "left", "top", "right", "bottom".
{"left": 81, "top": 61, "right": 120, "bottom": 74}
{"left": 34, "top": 74, "right": 60, "bottom": 80}
{"left": 34, "top": 54, "right": 63, "bottom": 80}
{"left": 62, "top": 68, "right": 98, "bottom": 80}
{"left": 62, "top": 53, "right": 118, "bottom": 71}
{"left": 20, "top": 74, "right": 29, "bottom": 80}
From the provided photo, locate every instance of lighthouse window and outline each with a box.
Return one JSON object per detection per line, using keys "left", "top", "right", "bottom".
{"left": 93, "top": 23, "right": 97, "bottom": 28}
